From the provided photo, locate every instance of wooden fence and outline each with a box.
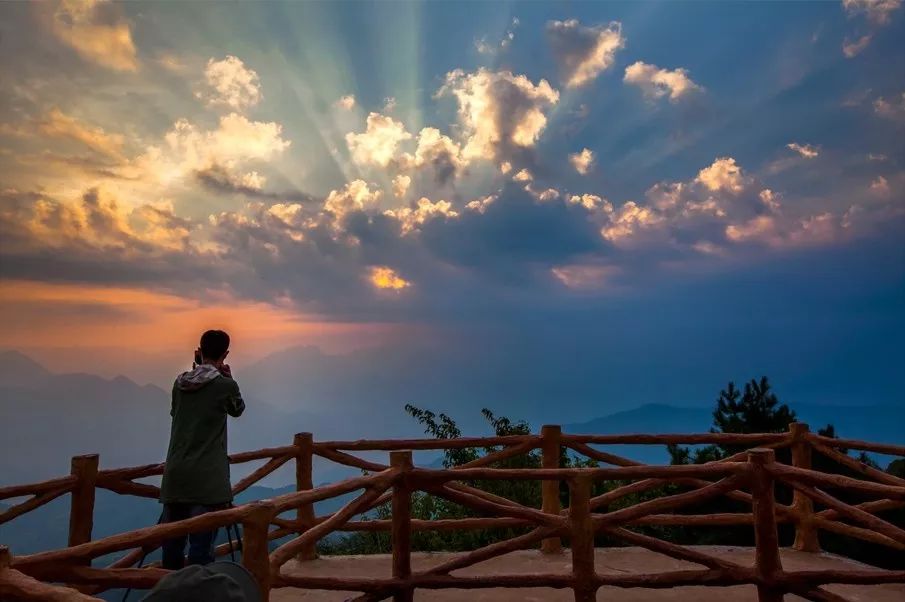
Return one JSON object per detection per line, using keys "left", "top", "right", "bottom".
{"left": 1, "top": 423, "right": 903, "bottom": 601}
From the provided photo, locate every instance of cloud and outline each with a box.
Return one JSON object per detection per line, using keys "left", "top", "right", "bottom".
{"left": 0, "top": 187, "right": 194, "bottom": 270}
{"left": 843, "top": 0, "right": 902, "bottom": 25}
{"left": 695, "top": 157, "right": 747, "bottom": 194}
{"left": 26, "top": 109, "right": 124, "bottom": 158}
{"left": 512, "top": 168, "right": 533, "bottom": 182}
{"left": 439, "top": 68, "right": 559, "bottom": 161}
{"left": 193, "top": 164, "right": 315, "bottom": 203}
{"left": 601, "top": 201, "right": 665, "bottom": 242}
{"left": 50, "top": 0, "right": 138, "bottom": 72}
{"left": 842, "top": 34, "right": 873, "bottom": 57}
{"left": 336, "top": 95, "right": 356, "bottom": 110}
{"left": 323, "top": 179, "right": 383, "bottom": 221}
{"left": 475, "top": 17, "right": 520, "bottom": 55}
{"left": 873, "top": 92, "right": 905, "bottom": 121}
{"left": 569, "top": 148, "right": 595, "bottom": 175}
{"left": 345, "top": 112, "right": 412, "bottom": 167}
{"left": 368, "top": 266, "right": 410, "bottom": 291}
{"left": 198, "top": 56, "right": 263, "bottom": 111}
{"left": 392, "top": 174, "right": 411, "bottom": 198}
{"left": 140, "top": 113, "right": 291, "bottom": 186}
{"left": 547, "top": 20, "right": 625, "bottom": 88}
{"left": 551, "top": 263, "right": 616, "bottom": 290}
{"left": 786, "top": 143, "right": 820, "bottom": 158}
{"left": 384, "top": 197, "right": 459, "bottom": 235}
{"left": 623, "top": 61, "right": 702, "bottom": 101}
{"left": 404, "top": 127, "right": 466, "bottom": 183}
{"left": 870, "top": 175, "right": 891, "bottom": 196}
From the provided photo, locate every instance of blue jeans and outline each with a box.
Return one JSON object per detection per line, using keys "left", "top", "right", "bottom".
{"left": 160, "top": 503, "right": 224, "bottom": 569}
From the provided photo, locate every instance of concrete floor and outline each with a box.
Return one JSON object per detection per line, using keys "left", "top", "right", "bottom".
{"left": 271, "top": 546, "right": 904, "bottom": 601}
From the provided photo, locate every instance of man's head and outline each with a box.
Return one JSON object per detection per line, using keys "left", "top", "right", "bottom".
{"left": 199, "top": 329, "right": 230, "bottom": 364}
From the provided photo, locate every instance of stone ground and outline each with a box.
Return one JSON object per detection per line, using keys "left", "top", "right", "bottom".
{"left": 271, "top": 546, "right": 905, "bottom": 601}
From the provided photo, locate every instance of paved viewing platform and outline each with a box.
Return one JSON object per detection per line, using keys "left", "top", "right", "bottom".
{"left": 274, "top": 547, "right": 905, "bottom": 601}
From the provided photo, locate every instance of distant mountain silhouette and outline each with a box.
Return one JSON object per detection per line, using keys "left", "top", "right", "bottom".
{"left": 0, "top": 350, "right": 171, "bottom": 484}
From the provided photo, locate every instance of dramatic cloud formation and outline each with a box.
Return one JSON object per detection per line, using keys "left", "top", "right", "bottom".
{"left": 439, "top": 68, "right": 559, "bottom": 161}
{"left": 546, "top": 19, "right": 625, "bottom": 88}
{"left": 843, "top": 0, "right": 902, "bottom": 25}
{"left": 569, "top": 148, "right": 595, "bottom": 175}
{"left": 139, "top": 113, "right": 291, "bottom": 186}
{"left": 385, "top": 197, "right": 458, "bottom": 235}
{"left": 392, "top": 174, "right": 411, "bottom": 198}
{"left": 787, "top": 143, "right": 820, "bottom": 158}
{"left": 695, "top": 157, "right": 747, "bottom": 194}
{"left": 403, "top": 128, "right": 466, "bottom": 183}
{"left": 346, "top": 112, "right": 412, "bottom": 167}
{"left": 50, "top": 0, "right": 138, "bottom": 71}
{"left": 0, "top": 1, "right": 903, "bottom": 384}
{"left": 623, "top": 62, "right": 702, "bottom": 101}
{"left": 369, "top": 266, "right": 410, "bottom": 291}
{"left": 34, "top": 109, "right": 124, "bottom": 158}
{"left": 199, "top": 56, "right": 263, "bottom": 111}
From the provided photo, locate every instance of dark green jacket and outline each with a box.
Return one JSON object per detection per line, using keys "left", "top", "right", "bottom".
{"left": 160, "top": 365, "right": 245, "bottom": 505}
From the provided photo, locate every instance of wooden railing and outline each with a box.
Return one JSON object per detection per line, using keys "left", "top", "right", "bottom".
{"left": 1, "top": 423, "right": 903, "bottom": 601}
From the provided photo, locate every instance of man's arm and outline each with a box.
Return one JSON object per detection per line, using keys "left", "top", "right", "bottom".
{"left": 224, "top": 378, "right": 245, "bottom": 418}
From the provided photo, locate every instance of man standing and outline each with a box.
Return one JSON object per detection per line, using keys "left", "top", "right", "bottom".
{"left": 160, "top": 329, "right": 245, "bottom": 570}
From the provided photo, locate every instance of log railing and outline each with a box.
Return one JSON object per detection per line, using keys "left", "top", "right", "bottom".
{"left": 1, "top": 422, "right": 903, "bottom": 601}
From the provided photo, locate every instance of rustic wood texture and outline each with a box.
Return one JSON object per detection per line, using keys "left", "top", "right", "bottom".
{"left": 569, "top": 475, "right": 597, "bottom": 601}
{"left": 391, "top": 450, "right": 414, "bottom": 602}
{"left": 97, "top": 479, "right": 160, "bottom": 499}
{"left": 563, "top": 432, "right": 789, "bottom": 446}
{"left": 789, "top": 423, "right": 820, "bottom": 553}
{"left": 811, "top": 439, "right": 905, "bottom": 487}
{"left": 0, "top": 566, "right": 103, "bottom": 601}
{"left": 313, "top": 446, "right": 388, "bottom": 472}
{"left": 242, "top": 502, "right": 276, "bottom": 600}
{"left": 269, "top": 476, "right": 395, "bottom": 569}
{"left": 232, "top": 453, "right": 292, "bottom": 496}
{"left": 0, "top": 486, "right": 70, "bottom": 526}
{"left": 3, "top": 424, "right": 904, "bottom": 601}
{"left": 807, "top": 434, "right": 905, "bottom": 457}
{"left": 750, "top": 449, "right": 784, "bottom": 602}
{"left": 69, "top": 454, "right": 99, "bottom": 554}
{"left": 768, "top": 463, "right": 905, "bottom": 500}
{"left": 783, "top": 481, "right": 905, "bottom": 545}
{"left": 541, "top": 424, "right": 563, "bottom": 554}
{"left": 0, "top": 475, "right": 77, "bottom": 501}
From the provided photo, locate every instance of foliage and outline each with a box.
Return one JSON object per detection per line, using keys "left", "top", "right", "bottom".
{"left": 321, "top": 404, "right": 595, "bottom": 554}
{"left": 321, "top": 384, "right": 903, "bottom": 569}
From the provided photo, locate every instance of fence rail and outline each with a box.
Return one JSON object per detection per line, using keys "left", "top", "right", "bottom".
{"left": 1, "top": 422, "right": 903, "bottom": 601}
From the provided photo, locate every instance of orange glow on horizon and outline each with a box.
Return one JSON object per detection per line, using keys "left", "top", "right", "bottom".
{"left": 0, "top": 280, "right": 405, "bottom": 358}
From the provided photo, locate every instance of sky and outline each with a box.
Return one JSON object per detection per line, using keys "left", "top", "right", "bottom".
{"left": 0, "top": 0, "right": 903, "bottom": 415}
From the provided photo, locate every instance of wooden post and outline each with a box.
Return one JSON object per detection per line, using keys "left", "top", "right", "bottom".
{"left": 541, "top": 424, "right": 562, "bottom": 554}
{"left": 294, "top": 433, "right": 317, "bottom": 561}
{"left": 789, "top": 423, "right": 819, "bottom": 552}
{"left": 390, "top": 450, "right": 413, "bottom": 602}
{"left": 749, "top": 449, "right": 784, "bottom": 602}
{"left": 569, "top": 476, "right": 597, "bottom": 602}
{"left": 0, "top": 545, "right": 9, "bottom": 569}
{"left": 68, "top": 455, "right": 98, "bottom": 555}
{"left": 242, "top": 502, "right": 274, "bottom": 600}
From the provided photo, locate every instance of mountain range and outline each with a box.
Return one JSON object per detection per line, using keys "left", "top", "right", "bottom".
{"left": 1, "top": 349, "right": 902, "bottom": 561}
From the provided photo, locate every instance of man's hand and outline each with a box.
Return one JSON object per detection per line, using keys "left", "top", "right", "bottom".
{"left": 219, "top": 363, "right": 232, "bottom": 378}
